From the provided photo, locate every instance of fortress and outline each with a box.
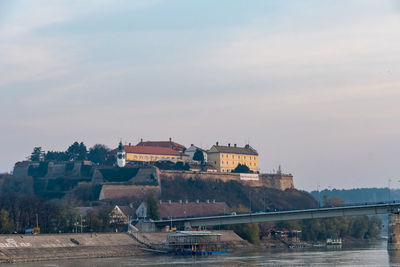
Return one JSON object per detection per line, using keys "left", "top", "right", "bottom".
{"left": 12, "top": 162, "right": 294, "bottom": 200}
{"left": 10, "top": 139, "right": 294, "bottom": 200}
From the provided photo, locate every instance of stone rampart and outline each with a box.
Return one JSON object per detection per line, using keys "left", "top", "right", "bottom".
{"left": 159, "top": 170, "right": 294, "bottom": 190}
{"left": 99, "top": 185, "right": 161, "bottom": 200}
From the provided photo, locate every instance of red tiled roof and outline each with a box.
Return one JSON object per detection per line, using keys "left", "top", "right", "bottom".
{"left": 137, "top": 141, "right": 186, "bottom": 150}
{"left": 124, "top": 145, "right": 185, "bottom": 156}
{"left": 158, "top": 202, "right": 229, "bottom": 218}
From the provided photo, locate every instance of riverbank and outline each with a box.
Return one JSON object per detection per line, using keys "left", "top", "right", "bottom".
{"left": 0, "top": 233, "right": 145, "bottom": 263}
{"left": 0, "top": 230, "right": 248, "bottom": 263}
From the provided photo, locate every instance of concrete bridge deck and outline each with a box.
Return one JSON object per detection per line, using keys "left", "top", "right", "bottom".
{"left": 153, "top": 202, "right": 400, "bottom": 228}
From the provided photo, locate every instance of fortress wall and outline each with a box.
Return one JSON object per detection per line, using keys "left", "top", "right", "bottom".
{"left": 12, "top": 162, "right": 35, "bottom": 177}
{"left": 160, "top": 170, "right": 294, "bottom": 190}
{"left": 160, "top": 170, "right": 263, "bottom": 186}
{"left": 260, "top": 174, "right": 294, "bottom": 190}
{"left": 99, "top": 184, "right": 161, "bottom": 200}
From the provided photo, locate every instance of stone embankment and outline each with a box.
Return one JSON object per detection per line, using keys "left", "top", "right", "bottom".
{"left": 0, "top": 233, "right": 144, "bottom": 263}
{"left": 0, "top": 230, "right": 247, "bottom": 263}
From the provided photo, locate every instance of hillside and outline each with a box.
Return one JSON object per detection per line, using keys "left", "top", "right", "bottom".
{"left": 161, "top": 177, "right": 318, "bottom": 211}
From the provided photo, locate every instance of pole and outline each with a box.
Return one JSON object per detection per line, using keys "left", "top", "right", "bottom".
{"left": 263, "top": 189, "right": 266, "bottom": 212}
{"left": 249, "top": 190, "right": 252, "bottom": 213}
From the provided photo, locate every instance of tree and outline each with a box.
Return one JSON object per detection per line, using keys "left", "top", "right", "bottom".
{"left": 30, "top": 147, "right": 44, "bottom": 162}
{"left": 67, "top": 142, "right": 87, "bottom": 161}
{"left": 232, "top": 163, "right": 252, "bottom": 173}
{"left": 0, "top": 209, "right": 14, "bottom": 234}
{"left": 146, "top": 193, "right": 159, "bottom": 220}
{"left": 85, "top": 209, "right": 102, "bottom": 232}
{"left": 45, "top": 151, "right": 69, "bottom": 161}
{"left": 98, "top": 207, "right": 113, "bottom": 231}
{"left": 88, "top": 144, "right": 111, "bottom": 165}
{"left": 231, "top": 223, "right": 260, "bottom": 244}
{"left": 193, "top": 149, "right": 205, "bottom": 164}
{"left": 323, "top": 195, "right": 344, "bottom": 207}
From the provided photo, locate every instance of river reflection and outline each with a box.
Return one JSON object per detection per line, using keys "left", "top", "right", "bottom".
{"left": 7, "top": 241, "right": 400, "bottom": 266}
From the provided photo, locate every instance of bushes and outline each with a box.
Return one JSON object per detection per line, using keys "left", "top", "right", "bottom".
{"left": 160, "top": 176, "right": 318, "bottom": 210}
{"left": 99, "top": 168, "right": 139, "bottom": 182}
{"left": 28, "top": 161, "right": 49, "bottom": 177}
{"left": 228, "top": 223, "right": 260, "bottom": 244}
{"left": 300, "top": 215, "right": 382, "bottom": 241}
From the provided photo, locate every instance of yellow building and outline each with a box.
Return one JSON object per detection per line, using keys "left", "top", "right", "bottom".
{"left": 207, "top": 143, "right": 259, "bottom": 173}
{"left": 124, "top": 145, "right": 189, "bottom": 163}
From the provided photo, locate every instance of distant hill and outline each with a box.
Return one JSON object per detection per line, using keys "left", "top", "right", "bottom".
{"left": 310, "top": 187, "right": 400, "bottom": 204}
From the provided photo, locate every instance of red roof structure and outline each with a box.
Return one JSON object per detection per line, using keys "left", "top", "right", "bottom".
{"left": 137, "top": 138, "right": 186, "bottom": 152}
{"left": 123, "top": 145, "right": 185, "bottom": 156}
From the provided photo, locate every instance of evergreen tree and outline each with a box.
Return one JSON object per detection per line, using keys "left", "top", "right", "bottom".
{"left": 30, "top": 147, "right": 44, "bottom": 162}
{"left": 193, "top": 149, "right": 205, "bottom": 164}
{"left": 88, "top": 144, "right": 110, "bottom": 165}
{"left": 232, "top": 163, "right": 252, "bottom": 173}
{"left": 67, "top": 142, "right": 87, "bottom": 160}
{"left": 146, "top": 193, "right": 159, "bottom": 220}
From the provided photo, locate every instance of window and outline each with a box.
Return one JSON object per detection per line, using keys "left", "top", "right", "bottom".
{"left": 222, "top": 160, "right": 224, "bottom": 164}
{"left": 238, "top": 155, "right": 240, "bottom": 159}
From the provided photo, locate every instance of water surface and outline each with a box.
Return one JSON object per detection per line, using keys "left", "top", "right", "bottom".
{"left": 9, "top": 241, "right": 400, "bottom": 266}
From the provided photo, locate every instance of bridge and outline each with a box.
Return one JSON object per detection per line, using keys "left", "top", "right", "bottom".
{"left": 137, "top": 202, "right": 400, "bottom": 249}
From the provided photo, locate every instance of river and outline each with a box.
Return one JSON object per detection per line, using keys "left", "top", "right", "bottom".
{"left": 7, "top": 241, "right": 400, "bottom": 266}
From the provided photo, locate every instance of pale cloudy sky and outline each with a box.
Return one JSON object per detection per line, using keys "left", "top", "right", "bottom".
{"left": 1, "top": 0, "right": 400, "bottom": 191}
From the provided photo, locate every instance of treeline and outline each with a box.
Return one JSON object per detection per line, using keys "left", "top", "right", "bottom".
{"left": 29, "top": 142, "right": 116, "bottom": 165}
{"left": 0, "top": 193, "right": 118, "bottom": 234}
{"left": 278, "top": 196, "right": 382, "bottom": 241}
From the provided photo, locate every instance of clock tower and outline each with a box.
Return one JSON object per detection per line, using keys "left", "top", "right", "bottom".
{"left": 117, "top": 141, "right": 126, "bottom": 167}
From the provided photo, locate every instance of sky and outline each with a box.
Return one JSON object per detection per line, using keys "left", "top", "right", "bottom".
{"left": 1, "top": 0, "right": 400, "bottom": 191}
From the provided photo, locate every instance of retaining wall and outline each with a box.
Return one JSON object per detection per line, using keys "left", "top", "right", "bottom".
{"left": 0, "top": 233, "right": 144, "bottom": 263}
{"left": 160, "top": 170, "right": 294, "bottom": 190}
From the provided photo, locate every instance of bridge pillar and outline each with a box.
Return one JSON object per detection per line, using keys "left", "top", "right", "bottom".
{"left": 388, "top": 213, "right": 400, "bottom": 250}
